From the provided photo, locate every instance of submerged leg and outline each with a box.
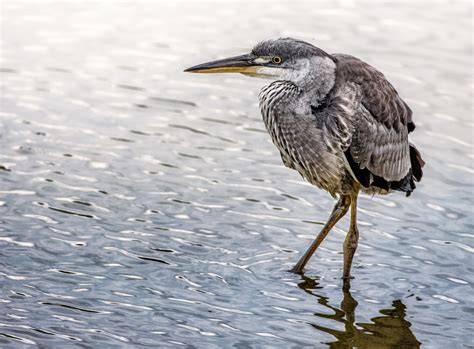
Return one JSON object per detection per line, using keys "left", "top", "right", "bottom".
{"left": 342, "top": 193, "right": 359, "bottom": 290}
{"left": 290, "top": 195, "right": 351, "bottom": 273}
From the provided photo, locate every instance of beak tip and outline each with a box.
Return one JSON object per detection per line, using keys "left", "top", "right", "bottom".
{"left": 184, "top": 66, "right": 200, "bottom": 73}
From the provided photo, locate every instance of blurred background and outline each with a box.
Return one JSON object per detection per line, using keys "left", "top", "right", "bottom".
{"left": 0, "top": 1, "right": 472, "bottom": 347}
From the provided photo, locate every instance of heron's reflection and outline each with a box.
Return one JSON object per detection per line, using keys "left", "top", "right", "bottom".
{"left": 298, "top": 274, "right": 421, "bottom": 348}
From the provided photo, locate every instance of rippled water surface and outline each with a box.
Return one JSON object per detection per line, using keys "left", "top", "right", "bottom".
{"left": 1, "top": 1, "right": 473, "bottom": 347}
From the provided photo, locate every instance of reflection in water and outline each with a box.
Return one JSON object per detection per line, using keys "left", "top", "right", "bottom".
{"left": 298, "top": 275, "right": 421, "bottom": 348}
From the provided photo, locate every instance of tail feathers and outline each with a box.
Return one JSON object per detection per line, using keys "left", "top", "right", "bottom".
{"left": 344, "top": 143, "right": 425, "bottom": 197}
{"left": 409, "top": 143, "right": 425, "bottom": 182}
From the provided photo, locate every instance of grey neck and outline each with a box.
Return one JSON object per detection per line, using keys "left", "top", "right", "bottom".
{"left": 294, "top": 56, "right": 336, "bottom": 107}
{"left": 259, "top": 56, "right": 337, "bottom": 121}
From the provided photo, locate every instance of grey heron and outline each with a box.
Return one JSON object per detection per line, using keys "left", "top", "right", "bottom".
{"left": 185, "top": 38, "right": 425, "bottom": 288}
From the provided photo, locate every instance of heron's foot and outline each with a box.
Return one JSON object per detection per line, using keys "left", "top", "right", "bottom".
{"left": 342, "top": 276, "right": 353, "bottom": 290}
{"left": 289, "top": 265, "right": 304, "bottom": 274}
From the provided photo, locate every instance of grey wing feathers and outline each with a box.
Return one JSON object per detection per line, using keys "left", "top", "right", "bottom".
{"left": 318, "top": 83, "right": 361, "bottom": 152}
{"left": 350, "top": 106, "right": 410, "bottom": 181}
{"left": 333, "top": 54, "right": 413, "bottom": 182}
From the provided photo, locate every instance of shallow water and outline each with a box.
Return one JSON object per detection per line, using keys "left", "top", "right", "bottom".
{"left": 0, "top": 1, "right": 473, "bottom": 348}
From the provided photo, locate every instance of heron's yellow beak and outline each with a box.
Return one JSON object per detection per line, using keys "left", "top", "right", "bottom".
{"left": 184, "top": 54, "right": 259, "bottom": 74}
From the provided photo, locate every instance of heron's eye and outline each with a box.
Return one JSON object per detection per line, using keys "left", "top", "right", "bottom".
{"left": 272, "top": 56, "right": 283, "bottom": 64}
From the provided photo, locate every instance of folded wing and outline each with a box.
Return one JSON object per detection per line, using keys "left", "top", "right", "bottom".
{"left": 332, "top": 54, "right": 423, "bottom": 194}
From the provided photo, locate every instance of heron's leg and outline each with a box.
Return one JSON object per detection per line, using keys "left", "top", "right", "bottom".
{"left": 342, "top": 193, "right": 359, "bottom": 290}
{"left": 290, "top": 195, "right": 351, "bottom": 273}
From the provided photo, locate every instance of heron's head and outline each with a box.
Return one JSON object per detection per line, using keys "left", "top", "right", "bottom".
{"left": 184, "top": 38, "right": 336, "bottom": 87}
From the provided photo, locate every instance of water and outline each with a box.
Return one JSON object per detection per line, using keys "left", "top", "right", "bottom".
{"left": 0, "top": 1, "right": 472, "bottom": 347}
